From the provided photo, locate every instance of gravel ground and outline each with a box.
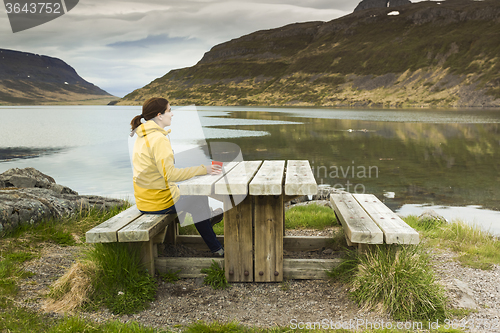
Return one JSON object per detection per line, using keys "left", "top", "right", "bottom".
{"left": 15, "top": 234, "right": 500, "bottom": 332}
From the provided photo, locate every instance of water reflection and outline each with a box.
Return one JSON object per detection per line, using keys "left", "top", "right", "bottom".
{"left": 206, "top": 111, "right": 500, "bottom": 213}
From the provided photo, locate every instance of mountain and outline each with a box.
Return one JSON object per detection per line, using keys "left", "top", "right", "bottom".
{"left": 118, "top": 0, "right": 500, "bottom": 107}
{"left": 0, "top": 49, "right": 115, "bottom": 105}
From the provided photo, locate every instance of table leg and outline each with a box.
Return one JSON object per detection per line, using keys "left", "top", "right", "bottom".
{"left": 254, "top": 194, "right": 284, "bottom": 282}
{"left": 224, "top": 195, "right": 254, "bottom": 282}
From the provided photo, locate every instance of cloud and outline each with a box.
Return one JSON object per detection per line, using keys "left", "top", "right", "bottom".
{"left": 0, "top": 0, "right": 356, "bottom": 97}
{"left": 107, "top": 34, "right": 201, "bottom": 49}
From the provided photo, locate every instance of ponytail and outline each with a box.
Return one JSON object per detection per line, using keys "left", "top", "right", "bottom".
{"left": 130, "top": 97, "right": 169, "bottom": 132}
{"left": 130, "top": 114, "right": 143, "bottom": 132}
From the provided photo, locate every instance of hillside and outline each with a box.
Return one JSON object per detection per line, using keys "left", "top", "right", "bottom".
{"left": 118, "top": 0, "right": 500, "bottom": 107}
{"left": 0, "top": 49, "right": 115, "bottom": 105}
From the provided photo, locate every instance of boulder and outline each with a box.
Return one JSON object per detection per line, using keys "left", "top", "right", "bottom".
{"left": 0, "top": 168, "right": 126, "bottom": 233}
{"left": 417, "top": 209, "right": 448, "bottom": 224}
{"left": 0, "top": 167, "right": 77, "bottom": 194}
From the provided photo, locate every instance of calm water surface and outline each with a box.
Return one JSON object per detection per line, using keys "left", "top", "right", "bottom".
{"left": 1, "top": 105, "right": 499, "bottom": 235}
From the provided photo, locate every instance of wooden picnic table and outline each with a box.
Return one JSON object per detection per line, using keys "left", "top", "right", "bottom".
{"left": 177, "top": 160, "right": 318, "bottom": 282}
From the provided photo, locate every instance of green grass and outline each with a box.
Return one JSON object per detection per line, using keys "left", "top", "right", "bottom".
{"left": 328, "top": 245, "right": 448, "bottom": 321}
{"left": 159, "top": 268, "right": 181, "bottom": 283}
{"left": 404, "top": 216, "right": 500, "bottom": 270}
{"left": 0, "top": 298, "right": 170, "bottom": 332}
{"left": 285, "top": 203, "right": 337, "bottom": 230}
{"left": 83, "top": 243, "right": 157, "bottom": 314}
{"left": 200, "top": 260, "right": 230, "bottom": 290}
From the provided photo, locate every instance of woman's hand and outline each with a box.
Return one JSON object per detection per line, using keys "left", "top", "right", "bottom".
{"left": 207, "top": 164, "right": 222, "bottom": 175}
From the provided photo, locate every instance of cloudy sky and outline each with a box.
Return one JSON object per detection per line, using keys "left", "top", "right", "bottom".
{"left": 1, "top": 0, "right": 361, "bottom": 97}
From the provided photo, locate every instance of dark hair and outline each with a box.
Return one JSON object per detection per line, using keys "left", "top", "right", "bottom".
{"left": 130, "top": 97, "right": 169, "bottom": 132}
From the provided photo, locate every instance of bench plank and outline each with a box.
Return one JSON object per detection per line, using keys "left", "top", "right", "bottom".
{"left": 214, "top": 161, "right": 263, "bottom": 195}
{"left": 117, "top": 214, "right": 177, "bottom": 242}
{"left": 330, "top": 192, "right": 383, "bottom": 244}
{"left": 353, "top": 194, "right": 420, "bottom": 244}
{"left": 283, "top": 258, "right": 341, "bottom": 279}
{"left": 86, "top": 205, "right": 142, "bottom": 243}
{"left": 155, "top": 258, "right": 341, "bottom": 280}
{"left": 285, "top": 160, "right": 317, "bottom": 195}
{"left": 249, "top": 160, "right": 285, "bottom": 195}
{"left": 177, "top": 161, "right": 239, "bottom": 195}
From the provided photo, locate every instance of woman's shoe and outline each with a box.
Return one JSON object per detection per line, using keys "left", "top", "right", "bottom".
{"left": 210, "top": 208, "right": 224, "bottom": 226}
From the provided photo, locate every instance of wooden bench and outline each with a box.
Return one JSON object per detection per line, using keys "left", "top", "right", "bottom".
{"left": 330, "top": 191, "right": 419, "bottom": 252}
{"left": 85, "top": 205, "right": 179, "bottom": 276}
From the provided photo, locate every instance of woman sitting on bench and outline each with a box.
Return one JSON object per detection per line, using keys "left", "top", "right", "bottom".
{"left": 130, "top": 97, "right": 224, "bottom": 256}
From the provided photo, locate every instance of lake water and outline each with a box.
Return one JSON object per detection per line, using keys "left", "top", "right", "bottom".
{"left": 1, "top": 105, "right": 500, "bottom": 236}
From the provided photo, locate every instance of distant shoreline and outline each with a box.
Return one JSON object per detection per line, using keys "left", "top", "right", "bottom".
{"left": 0, "top": 96, "right": 119, "bottom": 106}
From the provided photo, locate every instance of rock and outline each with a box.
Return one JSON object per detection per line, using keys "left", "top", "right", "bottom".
{"left": 0, "top": 167, "right": 126, "bottom": 233}
{"left": 354, "top": 0, "right": 412, "bottom": 12}
{"left": 0, "top": 167, "right": 77, "bottom": 194}
{"left": 284, "top": 195, "right": 310, "bottom": 210}
{"left": 194, "top": 277, "right": 205, "bottom": 287}
{"left": 453, "top": 279, "right": 478, "bottom": 309}
{"left": 322, "top": 248, "right": 334, "bottom": 255}
{"left": 417, "top": 209, "right": 447, "bottom": 224}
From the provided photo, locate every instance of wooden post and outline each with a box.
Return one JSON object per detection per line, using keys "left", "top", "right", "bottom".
{"left": 224, "top": 195, "right": 254, "bottom": 282}
{"left": 164, "top": 216, "right": 179, "bottom": 245}
{"left": 254, "top": 194, "right": 284, "bottom": 282}
{"left": 139, "top": 240, "right": 155, "bottom": 276}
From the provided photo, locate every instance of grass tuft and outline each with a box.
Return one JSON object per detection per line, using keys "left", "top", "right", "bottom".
{"left": 329, "top": 245, "right": 448, "bottom": 321}
{"left": 44, "top": 261, "right": 96, "bottom": 313}
{"left": 85, "top": 243, "right": 157, "bottom": 315}
{"left": 200, "top": 260, "right": 230, "bottom": 290}
{"left": 45, "top": 242, "right": 157, "bottom": 315}
{"left": 160, "top": 269, "right": 181, "bottom": 284}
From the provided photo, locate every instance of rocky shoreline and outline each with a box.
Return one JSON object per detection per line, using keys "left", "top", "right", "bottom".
{"left": 0, "top": 167, "right": 125, "bottom": 233}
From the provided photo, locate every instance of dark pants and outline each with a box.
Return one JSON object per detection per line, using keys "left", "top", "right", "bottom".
{"left": 140, "top": 195, "right": 222, "bottom": 253}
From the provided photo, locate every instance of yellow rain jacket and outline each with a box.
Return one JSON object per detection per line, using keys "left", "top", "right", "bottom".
{"left": 132, "top": 120, "right": 207, "bottom": 211}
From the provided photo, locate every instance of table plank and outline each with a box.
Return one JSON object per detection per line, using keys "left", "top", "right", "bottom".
{"left": 177, "top": 161, "right": 239, "bottom": 196}
{"left": 214, "top": 161, "right": 262, "bottom": 195}
{"left": 86, "top": 205, "right": 142, "bottom": 243}
{"left": 285, "top": 160, "right": 317, "bottom": 195}
{"left": 353, "top": 194, "right": 420, "bottom": 244}
{"left": 330, "top": 192, "right": 383, "bottom": 244}
{"left": 117, "top": 214, "right": 177, "bottom": 242}
{"left": 249, "top": 160, "right": 285, "bottom": 195}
